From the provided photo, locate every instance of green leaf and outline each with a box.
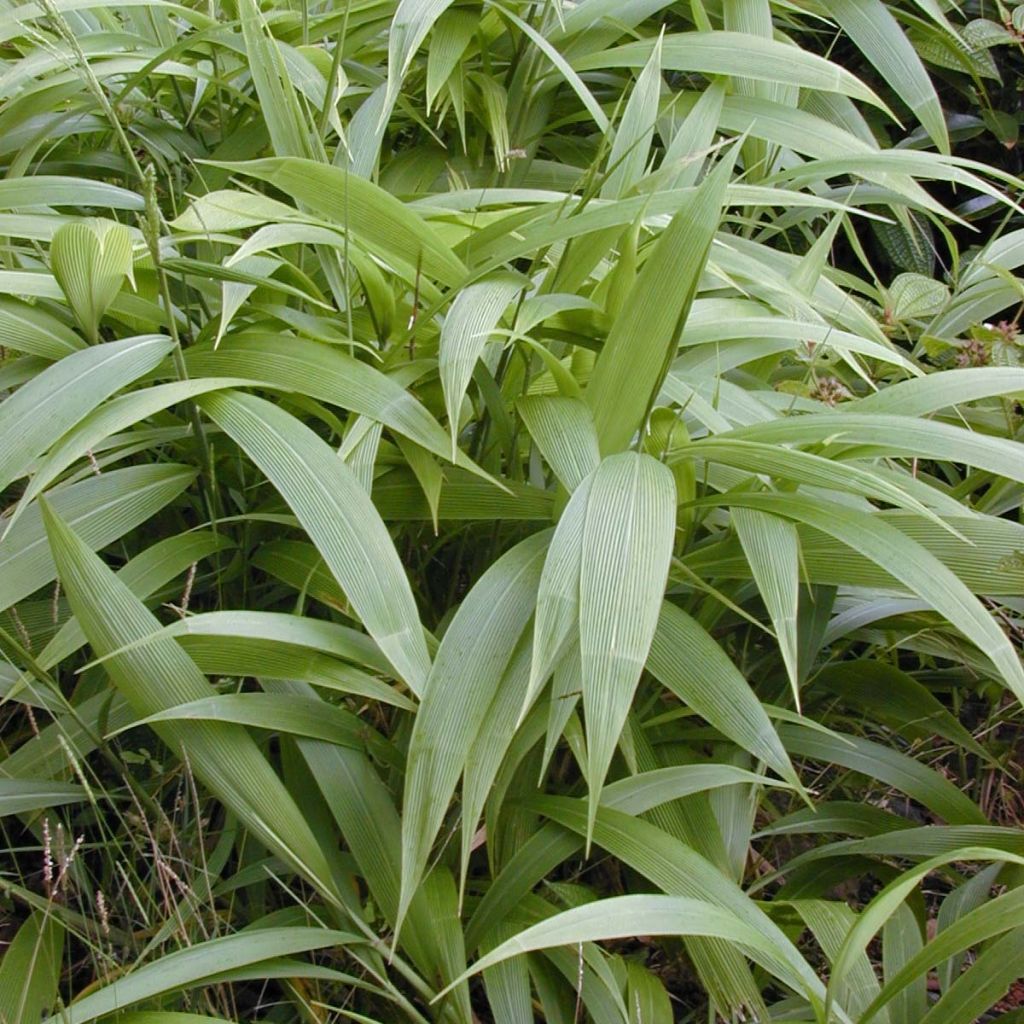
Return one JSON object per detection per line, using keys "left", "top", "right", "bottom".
{"left": 439, "top": 896, "right": 782, "bottom": 998}
{"left": 399, "top": 531, "right": 549, "bottom": 934}
{"left": 863, "top": 886, "right": 1024, "bottom": 1023}
{"left": 854, "top": 367, "right": 1024, "bottom": 416}
{"left": 626, "top": 960, "right": 673, "bottom": 1024}
{"left": 688, "top": 511, "right": 1024, "bottom": 597}
{"left": 828, "top": 0, "right": 948, "bottom": 152}
{"left": 779, "top": 725, "right": 987, "bottom": 825}
{"left": 215, "top": 158, "right": 467, "bottom": 286}
{"left": 290, "top": 719, "right": 450, "bottom": 990}
{"left": 882, "top": 903, "right": 927, "bottom": 1024}
{"left": 0, "top": 465, "right": 197, "bottom": 613}
{"left": 712, "top": 493, "right": 1024, "bottom": 705}
{"left": 574, "top": 32, "right": 888, "bottom": 109}
{"left": 733, "top": 508, "right": 801, "bottom": 708}
{"left": 426, "top": 8, "right": 476, "bottom": 112}
{"left": 888, "top": 272, "right": 949, "bottom": 320}
{"left": 587, "top": 152, "right": 729, "bottom": 455}
{"left": 647, "top": 602, "right": 800, "bottom": 789}
{"left": 0, "top": 913, "right": 63, "bottom": 1024}
{"left": 602, "top": 34, "right": 662, "bottom": 199}
{"left": 517, "top": 396, "right": 600, "bottom": 493}
{"left": 179, "top": 638, "right": 413, "bottom": 709}
{"left": 485, "top": 1, "right": 610, "bottom": 132}
{"left": 49, "top": 218, "right": 135, "bottom": 343}
{"left": 0, "top": 176, "right": 142, "bottom": 211}
{"left": 197, "top": 390, "right": 431, "bottom": 694}
{"left": 385, "top": 0, "right": 456, "bottom": 114}
{"left": 237, "top": 0, "right": 314, "bottom": 160}
{"left": 16, "top": 378, "right": 250, "bottom": 514}
{"left": 682, "top": 437, "right": 941, "bottom": 521}
{"left": 184, "top": 336, "right": 476, "bottom": 471}
{"left": 102, "top": 1016, "right": 234, "bottom": 1024}
{"left": 0, "top": 334, "right": 172, "bottom": 490}
{"left": 23, "top": 530, "right": 232, "bottom": 687}
{"left": 0, "top": 778, "right": 85, "bottom": 815}
{"left": 0, "top": 297, "right": 84, "bottom": 359}
{"left": 524, "top": 473, "right": 591, "bottom": 719}
{"left": 919, "top": 927, "right": 1024, "bottom": 1024}
{"left": 814, "top": 662, "right": 989, "bottom": 758}
{"left": 439, "top": 273, "right": 523, "bottom": 458}
{"left": 827, "top": 848, "right": 1024, "bottom": 1018}
{"left": 109, "top": 692, "right": 397, "bottom": 758}
{"left": 663, "top": 79, "right": 726, "bottom": 189}
{"left": 521, "top": 796, "right": 824, "bottom": 1002}
{"left": 579, "top": 452, "right": 675, "bottom": 839}
{"left": 40, "top": 502, "right": 341, "bottom": 901}
{"left": 164, "top": 610, "right": 390, "bottom": 673}
{"left": 40, "top": 929, "right": 361, "bottom": 1024}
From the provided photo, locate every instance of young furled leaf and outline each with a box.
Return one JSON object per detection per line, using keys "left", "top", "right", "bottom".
{"left": 50, "top": 219, "right": 135, "bottom": 344}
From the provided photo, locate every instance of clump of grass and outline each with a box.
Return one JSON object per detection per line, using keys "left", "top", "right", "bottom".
{"left": 1, "top": 0, "right": 1024, "bottom": 1021}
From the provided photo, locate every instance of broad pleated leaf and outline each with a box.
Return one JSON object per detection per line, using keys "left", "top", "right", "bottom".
{"left": 779, "top": 726, "right": 986, "bottom": 825}
{"left": 733, "top": 508, "right": 801, "bottom": 708}
{"left": 440, "top": 896, "right": 779, "bottom": 995}
{"left": 17, "top": 378, "right": 248, "bottom": 512}
{"left": 532, "top": 797, "right": 824, "bottom": 1001}
{"left": 827, "top": 848, "right": 1024, "bottom": 1019}
{"left": 0, "top": 176, "right": 142, "bottom": 210}
{"left": 198, "top": 390, "right": 431, "bottom": 694}
{"left": 829, "top": 0, "right": 948, "bottom": 152}
{"left": 855, "top": 366, "right": 1024, "bottom": 416}
{"left": 183, "top": 337, "right": 462, "bottom": 466}
{"left": 0, "top": 334, "right": 172, "bottom": 490}
{"left": 40, "top": 502, "right": 340, "bottom": 900}
{"left": 525, "top": 473, "right": 593, "bottom": 718}
{"left": 863, "top": 886, "right": 1024, "bottom": 1024}
{"left": 0, "top": 297, "right": 84, "bottom": 358}
{"left": 647, "top": 602, "right": 800, "bottom": 788}
{"left": 217, "top": 158, "right": 466, "bottom": 286}
{"left": 40, "top": 929, "right": 362, "bottom": 1024}
{"left": 0, "top": 778, "right": 85, "bottom": 815}
{"left": 919, "top": 927, "right": 1024, "bottom": 1024}
{"left": 602, "top": 35, "right": 662, "bottom": 199}
{"left": 0, "top": 465, "right": 196, "bottom": 612}
{"left": 439, "top": 273, "right": 523, "bottom": 457}
{"left": 517, "top": 396, "right": 600, "bottom": 493}
{"left": 115, "top": 693, "right": 398, "bottom": 758}
{"left": 237, "top": 0, "right": 314, "bottom": 159}
{"left": 0, "top": 913, "right": 63, "bottom": 1024}
{"left": 385, "top": 0, "right": 456, "bottom": 114}
{"left": 398, "top": 531, "right": 549, "bottom": 934}
{"left": 715, "top": 492, "right": 1024, "bottom": 705}
{"left": 574, "top": 32, "right": 887, "bottom": 108}
{"left": 587, "top": 153, "right": 729, "bottom": 455}
{"left": 725, "top": 413, "right": 1024, "bottom": 485}
{"left": 579, "top": 452, "right": 675, "bottom": 839}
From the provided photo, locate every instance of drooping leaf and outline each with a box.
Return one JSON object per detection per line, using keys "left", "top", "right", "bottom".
{"left": 0, "top": 334, "right": 172, "bottom": 491}
{"left": 439, "top": 273, "right": 524, "bottom": 458}
{"left": 40, "top": 502, "right": 342, "bottom": 901}
{"left": 197, "top": 390, "right": 431, "bottom": 694}
{"left": 39, "top": 929, "right": 362, "bottom": 1024}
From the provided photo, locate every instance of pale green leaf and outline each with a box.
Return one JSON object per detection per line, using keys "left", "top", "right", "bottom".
{"left": 197, "top": 390, "right": 431, "bottom": 694}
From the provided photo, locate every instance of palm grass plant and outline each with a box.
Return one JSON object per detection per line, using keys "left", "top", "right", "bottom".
{"left": 1, "top": 0, "right": 1024, "bottom": 1021}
